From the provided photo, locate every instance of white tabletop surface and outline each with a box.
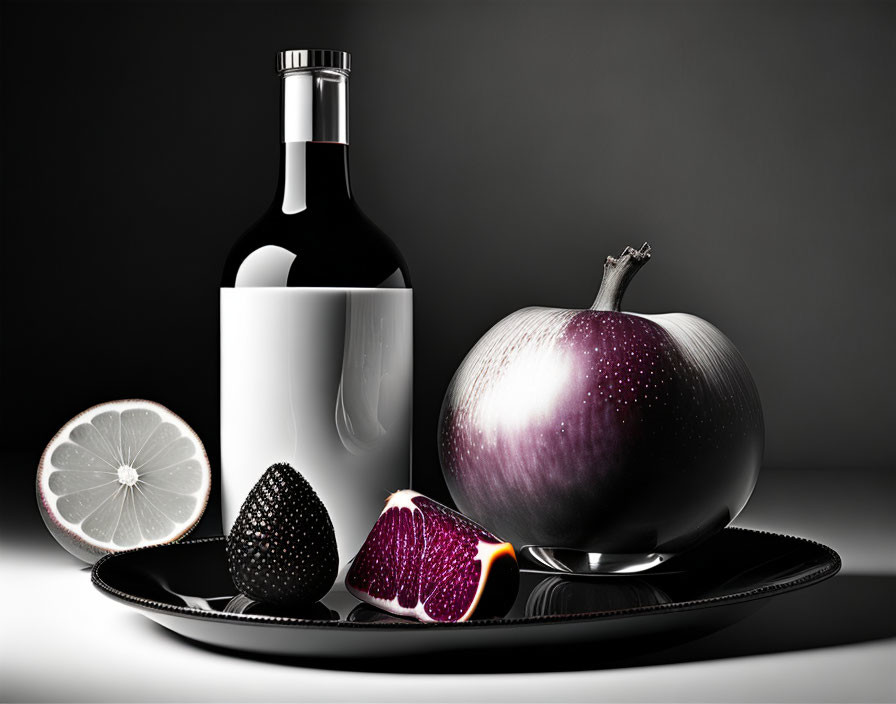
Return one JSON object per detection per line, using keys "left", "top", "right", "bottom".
{"left": 2, "top": 466, "right": 894, "bottom": 703}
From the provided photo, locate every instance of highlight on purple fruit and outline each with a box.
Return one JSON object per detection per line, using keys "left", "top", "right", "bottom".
{"left": 345, "top": 490, "right": 519, "bottom": 623}
{"left": 438, "top": 243, "right": 764, "bottom": 569}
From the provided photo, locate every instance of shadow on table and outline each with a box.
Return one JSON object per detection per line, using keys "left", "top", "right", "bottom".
{"left": 146, "top": 573, "right": 896, "bottom": 674}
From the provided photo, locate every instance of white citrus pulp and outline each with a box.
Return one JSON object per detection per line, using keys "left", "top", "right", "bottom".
{"left": 37, "top": 400, "right": 211, "bottom": 563}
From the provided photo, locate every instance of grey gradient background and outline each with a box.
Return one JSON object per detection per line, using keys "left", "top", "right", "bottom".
{"left": 1, "top": 3, "right": 895, "bottom": 702}
{"left": 2, "top": 0, "right": 895, "bottom": 531}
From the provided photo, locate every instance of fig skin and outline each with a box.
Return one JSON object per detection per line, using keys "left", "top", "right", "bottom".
{"left": 438, "top": 245, "right": 763, "bottom": 557}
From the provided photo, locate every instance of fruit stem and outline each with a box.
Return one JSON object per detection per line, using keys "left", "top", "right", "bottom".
{"left": 590, "top": 243, "right": 652, "bottom": 312}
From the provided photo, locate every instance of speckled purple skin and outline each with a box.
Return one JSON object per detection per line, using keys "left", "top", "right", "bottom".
{"left": 345, "top": 493, "right": 518, "bottom": 622}
{"left": 438, "top": 307, "right": 764, "bottom": 556}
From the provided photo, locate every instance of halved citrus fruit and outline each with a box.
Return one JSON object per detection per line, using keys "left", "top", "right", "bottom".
{"left": 37, "top": 400, "right": 212, "bottom": 563}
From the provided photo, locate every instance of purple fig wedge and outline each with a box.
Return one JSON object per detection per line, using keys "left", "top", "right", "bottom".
{"left": 345, "top": 490, "right": 519, "bottom": 623}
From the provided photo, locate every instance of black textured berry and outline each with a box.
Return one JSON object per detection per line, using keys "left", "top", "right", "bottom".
{"left": 226, "top": 463, "right": 338, "bottom": 606}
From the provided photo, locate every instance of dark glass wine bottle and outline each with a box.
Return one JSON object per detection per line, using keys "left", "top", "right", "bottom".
{"left": 221, "top": 50, "right": 412, "bottom": 571}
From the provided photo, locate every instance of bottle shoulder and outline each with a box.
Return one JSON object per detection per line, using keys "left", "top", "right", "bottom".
{"left": 221, "top": 201, "right": 411, "bottom": 288}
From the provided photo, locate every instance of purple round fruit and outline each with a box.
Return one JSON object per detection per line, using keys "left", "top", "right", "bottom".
{"left": 345, "top": 490, "right": 519, "bottom": 623}
{"left": 438, "top": 244, "right": 763, "bottom": 572}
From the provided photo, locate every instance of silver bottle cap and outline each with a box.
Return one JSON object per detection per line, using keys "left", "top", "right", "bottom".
{"left": 277, "top": 49, "right": 351, "bottom": 75}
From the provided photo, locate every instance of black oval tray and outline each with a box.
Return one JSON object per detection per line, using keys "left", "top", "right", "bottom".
{"left": 91, "top": 528, "right": 840, "bottom": 659}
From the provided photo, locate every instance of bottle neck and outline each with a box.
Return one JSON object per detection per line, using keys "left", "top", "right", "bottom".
{"left": 277, "top": 69, "right": 351, "bottom": 213}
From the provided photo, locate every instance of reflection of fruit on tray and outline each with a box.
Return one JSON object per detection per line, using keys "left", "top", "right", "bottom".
{"left": 223, "top": 593, "right": 338, "bottom": 621}
{"left": 526, "top": 576, "right": 672, "bottom": 618}
{"left": 346, "top": 604, "right": 415, "bottom": 625}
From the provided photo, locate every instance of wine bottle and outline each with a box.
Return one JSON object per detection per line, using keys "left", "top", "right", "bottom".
{"left": 221, "top": 50, "right": 412, "bottom": 571}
